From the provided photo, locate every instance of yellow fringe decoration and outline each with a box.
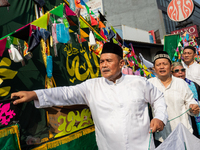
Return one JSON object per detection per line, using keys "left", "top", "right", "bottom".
{"left": 32, "top": 126, "right": 95, "bottom": 150}
{"left": 0, "top": 124, "right": 21, "bottom": 150}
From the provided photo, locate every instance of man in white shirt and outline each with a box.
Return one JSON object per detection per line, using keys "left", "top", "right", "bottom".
{"left": 149, "top": 51, "right": 199, "bottom": 143}
{"left": 11, "top": 42, "right": 168, "bottom": 150}
{"left": 182, "top": 46, "right": 200, "bottom": 86}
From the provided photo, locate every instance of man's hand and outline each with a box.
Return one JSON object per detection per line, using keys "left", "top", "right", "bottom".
{"left": 189, "top": 104, "right": 200, "bottom": 115}
{"left": 11, "top": 91, "right": 38, "bottom": 105}
{"left": 150, "top": 118, "right": 164, "bottom": 133}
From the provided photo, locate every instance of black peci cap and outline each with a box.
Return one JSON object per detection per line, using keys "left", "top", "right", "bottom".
{"left": 101, "top": 42, "right": 123, "bottom": 58}
{"left": 183, "top": 46, "right": 196, "bottom": 53}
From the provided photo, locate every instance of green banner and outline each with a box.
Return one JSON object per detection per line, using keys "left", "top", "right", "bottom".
{"left": 31, "top": 126, "right": 97, "bottom": 150}
{"left": 0, "top": 124, "right": 21, "bottom": 150}
{"left": 0, "top": 0, "right": 100, "bottom": 149}
{"left": 163, "top": 34, "right": 180, "bottom": 60}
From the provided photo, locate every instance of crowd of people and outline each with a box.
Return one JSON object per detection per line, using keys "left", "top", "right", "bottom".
{"left": 11, "top": 43, "right": 200, "bottom": 150}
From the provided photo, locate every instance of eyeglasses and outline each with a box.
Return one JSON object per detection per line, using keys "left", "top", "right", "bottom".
{"left": 172, "top": 68, "right": 186, "bottom": 73}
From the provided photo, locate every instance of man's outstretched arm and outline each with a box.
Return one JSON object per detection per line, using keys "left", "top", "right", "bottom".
{"left": 11, "top": 82, "right": 88, "bottom": 108}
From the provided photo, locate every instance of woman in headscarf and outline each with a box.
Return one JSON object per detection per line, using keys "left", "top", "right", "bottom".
{"left": 172, "top": 61, "right": 200, "bottom": 138}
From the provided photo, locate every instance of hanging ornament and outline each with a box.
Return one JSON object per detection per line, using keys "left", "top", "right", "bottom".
{"left": 68, "top": 0, "right": 76, "bottom": 11}
{"left": 52, "top": 22, "right": 58, "bottom": 56}
{"left": 52, "top": 23, "right": 58, "bottom": 44}
{"left": 50, "top": 36, "right": 53, "bottom": 47}
{"left": 178, "top": 52, "right": 181, "bottom": 60}
{"left": 89, "top": 31, "right": 96, "bottom": 46}
{"left": 184, "top": 42, "right": 189, "bottom": 47}
{"left": 56, "top": 22, "right": 70, "bottom": 43}
{"left": 8, "top": 44, "right": 23, "bottom": 63}
{"left": 172, "top": 56, "right": 175, "bottom": 62}
{"left": 63, "top": 18, "right": 69, "bottom": 28}
{"left": 24, "top": 41, "right": 32, "bottom": 60}
{"left": 186, "top": 32, "right": 189, "bottom": 41}
{"left": 46, "top": 55, "right": 53, "bottom": 78}
{"left": 174, "top": 51, "right": 178, "bottom": 57}
{"left": 198, "top": 48, "right": 200, "bottom": 55}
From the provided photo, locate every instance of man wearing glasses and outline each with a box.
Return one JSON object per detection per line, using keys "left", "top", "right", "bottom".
{"left": 182, "top": 46, "right": 200, "bottom": 86}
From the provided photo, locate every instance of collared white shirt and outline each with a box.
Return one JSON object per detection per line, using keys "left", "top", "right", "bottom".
{"left": 182, "top": 61, "right": 200, "bottom": 86}
{"left": 34, "top": 75, "right": 168, "bottom": 150}
{"left": 149, "top": 76, "right": 197, "bottom": 142}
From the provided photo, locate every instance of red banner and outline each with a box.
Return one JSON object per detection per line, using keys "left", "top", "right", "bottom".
{"left": 171, "top": 25, "right": 199, "bottom": 37}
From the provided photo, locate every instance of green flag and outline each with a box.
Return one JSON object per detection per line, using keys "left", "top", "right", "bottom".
{"left": 179, "top": 36, "right": 182, "bottom": 42}
{"left": 91, "top": 11, "right": 95, "bottom": 15}
{"left": 131, "top": 56, "right": 138, "bottom": 65}
{"left": 63, "top": 18, "right": 69, "bottom": 28}
{"left": 85, "top": 4, "right": 90, "bottom": 14}
{"left": 164, "top": 34, "right": 180, "bottom": 60}
{"left": 6, "top": 36, "right": 14, "bottom": 48}
{"left": 94, "top": 32, "right": 104, "bottom": 41}
{"left": 50, "top": 4, "right": 64, "bottom": 17}
{"left": 50, "top": 16, "right": 59, "bottom": 23}
{"left": 178, "top": 42, "right": 182, "bottom": 47}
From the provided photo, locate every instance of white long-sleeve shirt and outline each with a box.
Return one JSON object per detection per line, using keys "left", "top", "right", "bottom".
{"left": 34, "top": 75, "right": 168, "bottom": 150}
{"left": 149, "top": 76, "right": 198, "bottom": 142}
{"left": 182, "top": 61, "right": 200, "bottom": 86}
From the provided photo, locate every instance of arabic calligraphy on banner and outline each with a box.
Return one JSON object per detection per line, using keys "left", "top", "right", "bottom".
{"left": 46, "top": 105, "right": 93, "bottom": 138}
{"left": 64, "top": 43, "right": 100, "bottom": 83}
{"left": 167, "top": 0, "right": 194, "bottom": 22}
{"left": 0, "top": 58, "right": 18, "bottom": 97}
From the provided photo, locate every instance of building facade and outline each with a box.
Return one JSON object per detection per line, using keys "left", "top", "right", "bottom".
{"left": 102, "top": 0, "right": 200, "bottom": 61}
{"left": 157, "top": 0, "right": 200, "bottom": 35}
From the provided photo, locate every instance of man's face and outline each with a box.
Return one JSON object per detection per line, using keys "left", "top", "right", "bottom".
{"left": 172, "top": 65, "right": 186, "bottom": 80}
{"left": 182, "top": 49, "right": 195, "bottom": 64}
{"left": 100, "top": 53, "right": 124, "bottom": 82}
{"left": 154, "top": 58, "right": 172, "bottom": 78}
